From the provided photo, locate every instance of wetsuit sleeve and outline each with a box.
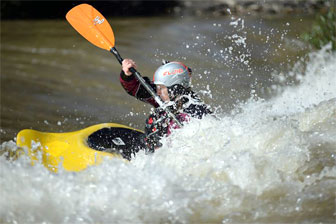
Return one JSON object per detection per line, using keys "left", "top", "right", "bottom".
{"left": 120, "top": 71, "right": 159, "bottom": 107}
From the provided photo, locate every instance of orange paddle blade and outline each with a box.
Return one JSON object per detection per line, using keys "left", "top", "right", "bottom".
{"left": 66, "top": 4, "right": 115, "bottom": 51}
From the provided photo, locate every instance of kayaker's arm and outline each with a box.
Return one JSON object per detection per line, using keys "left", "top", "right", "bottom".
{"left": 120, "top": 59, "right": 159, "bottom": 107}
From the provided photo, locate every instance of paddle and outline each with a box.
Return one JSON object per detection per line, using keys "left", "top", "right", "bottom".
{"left": 65, "top": 4, "right": 182, "bottom": 127}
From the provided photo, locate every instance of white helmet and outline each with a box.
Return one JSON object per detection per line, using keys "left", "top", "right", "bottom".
{"left": 153, "top": 61, "right": 192, "bottom": 88}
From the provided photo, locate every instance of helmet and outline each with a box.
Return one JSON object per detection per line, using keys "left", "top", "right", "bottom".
{"left": 153, "top": 61, "right": 192, "bottom": 88}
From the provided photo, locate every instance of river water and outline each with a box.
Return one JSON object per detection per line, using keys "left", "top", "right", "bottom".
{"left": 1, "top": 14, "right": 335, "bottom": 223}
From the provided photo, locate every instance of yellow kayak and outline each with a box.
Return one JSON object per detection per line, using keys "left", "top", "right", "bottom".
{"left": 16, "top": 123, "right": 145, "bottom": 173}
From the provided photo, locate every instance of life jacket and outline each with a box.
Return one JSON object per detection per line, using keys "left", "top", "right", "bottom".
{"left": 144, "top": 94, "right": 212, "bottom": 151}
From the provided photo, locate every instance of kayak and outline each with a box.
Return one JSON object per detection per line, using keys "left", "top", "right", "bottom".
{"left": 16, "top": 123, "right": 146, "bottom": 172}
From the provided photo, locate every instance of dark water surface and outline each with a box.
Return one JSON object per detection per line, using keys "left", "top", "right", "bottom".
{"left": 1, "top": 15, "right": 313, "bottom": 141}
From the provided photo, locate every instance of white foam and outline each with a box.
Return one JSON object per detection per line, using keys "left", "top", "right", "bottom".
{"left": 1, "top": 46, "right": 336, "bottom": 223}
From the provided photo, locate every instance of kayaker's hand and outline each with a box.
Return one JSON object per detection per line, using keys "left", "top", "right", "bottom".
{"left": 122, "top": 59, "right": 137, "bottom": 76}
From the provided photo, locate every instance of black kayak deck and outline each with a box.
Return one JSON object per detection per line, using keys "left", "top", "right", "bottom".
{"left": 87, "top": 127, "right": 147, "bottom": 160}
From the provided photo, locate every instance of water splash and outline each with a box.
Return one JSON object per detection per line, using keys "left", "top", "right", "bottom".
{"left": 1, "top": 45, "right": 336, "bottom": 223}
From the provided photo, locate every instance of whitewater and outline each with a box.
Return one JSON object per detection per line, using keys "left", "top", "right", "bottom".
{"left": 1, "top": 42, "right": 336, "bottom": 223}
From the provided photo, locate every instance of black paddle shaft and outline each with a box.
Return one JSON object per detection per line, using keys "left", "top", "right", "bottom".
{"left": 109, "top": 47, "right": 182, "bottom": 127}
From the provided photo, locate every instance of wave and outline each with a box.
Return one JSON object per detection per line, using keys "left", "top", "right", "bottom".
{"left": 1, "top": 45, "right": 335, "bottom": 223}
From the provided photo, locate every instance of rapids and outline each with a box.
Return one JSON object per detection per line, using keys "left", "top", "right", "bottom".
{"left": 1, "top": 10, "right": 336, "bottom": 223}
{"left": 1, "top": 43, "right": 335, "bottom": 223}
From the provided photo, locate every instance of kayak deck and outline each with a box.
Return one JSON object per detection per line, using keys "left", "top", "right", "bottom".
{"left": 88, "top": 127, "right": 146, "bottom": 160}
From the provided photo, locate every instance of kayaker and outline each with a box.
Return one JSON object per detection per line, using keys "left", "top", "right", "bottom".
{"left": 120, "top": 59, "right": 212, "bottom": 151}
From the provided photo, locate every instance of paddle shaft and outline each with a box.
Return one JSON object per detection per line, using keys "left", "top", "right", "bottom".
{"left": 110, "top": 47, "right": 183, "bottom": 127}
